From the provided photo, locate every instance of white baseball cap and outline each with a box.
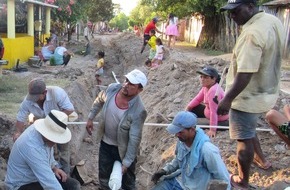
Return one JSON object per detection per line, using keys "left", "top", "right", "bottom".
{"left": 125, "top": 69, "right": 148, "bottom": 88}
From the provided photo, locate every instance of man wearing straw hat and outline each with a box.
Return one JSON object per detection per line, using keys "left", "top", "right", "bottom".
{"left": 5, "top": 110, "right": 81, "bottom": 190}
{"left": 13, "top": 78, "right": 77, "bottom": 174}
{"left": 86, "top": 69, "right": 148, "bottom": 190}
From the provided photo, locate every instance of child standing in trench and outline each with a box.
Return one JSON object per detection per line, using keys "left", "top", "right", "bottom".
{"left": 95, "top": 51, "right": 105, "bottom": 85}
{"left": 145, "top": 29, "right": 157, "bottom": 67}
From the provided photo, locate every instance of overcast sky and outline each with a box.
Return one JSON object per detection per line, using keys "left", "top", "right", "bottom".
{"left": 113, "top": 0, "right": 138, "bottom": 15}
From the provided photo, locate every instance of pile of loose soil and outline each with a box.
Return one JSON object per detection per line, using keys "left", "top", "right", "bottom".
{"left": 0, "top": 32, "right": 289, "bottom": 190}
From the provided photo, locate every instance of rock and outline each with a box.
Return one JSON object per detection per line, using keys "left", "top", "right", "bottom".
{"left": 265, "top": 181, "right": 290, "bottom": 190}
{"left": 155, "top": 113, "right": 169, "bottom": 123}
{"left": 161, "top": 92, "right": 168, "bottom": 99}
{"left": 173, "top": 98, "right": 182, "bottom": 104}
{"left": 83, "top": 137, "right": 93, "bottom": 144}
{"left": 173, "top": 70, "right": 181, "bottom": 79}
{"left": 207, "top": 179, "right": 228, "bottom": 190}
{"left": 0, "top": 157, "right": 7, "bottom": 181}
{"left": 27, "top": 57, "right": 40, "bottom": 67}
{"left": 167, "top": 112, "right": 176, "bottom": 121}
{"left": 0, "top": 181, "right": 6, "bottom": 190}
{"left": 171, "top": 63, "right": 177, "bottom": 70}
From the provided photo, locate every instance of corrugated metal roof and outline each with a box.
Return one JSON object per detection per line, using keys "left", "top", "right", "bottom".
{"left": 263, "top": 0, "right": 290, "bottom": 6}
{"left": 20, "top": 0, "right": 58, "bottom": 9}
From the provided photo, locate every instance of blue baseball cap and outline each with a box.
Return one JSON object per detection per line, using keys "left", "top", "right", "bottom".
{"left": 167, "top": 111, "right": 197, "bottom": 134}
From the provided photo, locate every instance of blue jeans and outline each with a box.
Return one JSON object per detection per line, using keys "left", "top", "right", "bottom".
{"left": 99, "top": 140, "right": 136, "bottom": 190}
{"left": 152, "top": 178, "right": 183, "bottom": 190}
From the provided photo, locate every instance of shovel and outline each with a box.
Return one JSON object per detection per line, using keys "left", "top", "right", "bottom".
{"left": 213, "top": 67, "right": 228, "bottom": 104}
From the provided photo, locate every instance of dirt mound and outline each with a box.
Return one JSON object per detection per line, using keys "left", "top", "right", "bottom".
{"left": 0, "top": 32, "right": 289, "bottom": 190}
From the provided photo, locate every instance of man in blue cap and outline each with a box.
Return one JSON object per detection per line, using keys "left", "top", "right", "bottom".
{"left": 151, "top": 111, "right": 230, "bottom": 190}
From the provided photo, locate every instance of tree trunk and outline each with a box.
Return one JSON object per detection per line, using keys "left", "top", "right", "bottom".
{"left": 197, "top": 12, "right": 239, "bottom": 53}
{"left": 197, "top": 13, "right": 220, "bottom": 50}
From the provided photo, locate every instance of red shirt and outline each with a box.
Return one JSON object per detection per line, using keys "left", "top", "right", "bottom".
{"left": 144, "top": 21, "right": 156, "bottom": 34}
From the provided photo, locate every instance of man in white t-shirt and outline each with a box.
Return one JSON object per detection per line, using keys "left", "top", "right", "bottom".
{"left": 84, "top": 26, "right": 90, "bottom": 42}
{"left": 53, "top": 41, "right": 73, "bottom": 66}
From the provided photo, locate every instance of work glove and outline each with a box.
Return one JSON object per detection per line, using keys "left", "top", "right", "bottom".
{"left": 151, "top": 169, "right": 167, "bottom": 184}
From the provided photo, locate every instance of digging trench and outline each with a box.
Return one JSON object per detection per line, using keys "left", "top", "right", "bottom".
{"left": 0, "top": 33, "right": 153, "bottom": 189}
{"left": 0, "top": 33, "right": 289, "bottom": 189}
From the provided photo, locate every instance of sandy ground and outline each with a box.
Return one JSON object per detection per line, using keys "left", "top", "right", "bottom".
{"left": 0, "top": 32, "right": 289, "bottom": 190}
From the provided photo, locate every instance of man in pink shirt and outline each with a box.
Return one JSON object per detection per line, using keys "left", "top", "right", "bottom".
{"left": 186, "top": 66, "right": 229, "bottom": 138}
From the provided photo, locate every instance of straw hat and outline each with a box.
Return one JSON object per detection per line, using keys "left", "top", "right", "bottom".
{"left": 34, "top": 110, "right": 71, "bottom": 144}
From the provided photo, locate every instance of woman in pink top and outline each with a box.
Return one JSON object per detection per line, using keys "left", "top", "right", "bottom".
{"left": 186, "top": 66, "right": 229, "bottom": 138}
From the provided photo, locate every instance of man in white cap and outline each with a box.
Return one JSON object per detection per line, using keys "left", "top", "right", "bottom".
{"left": 5, "top": 110, "right": 80, "bottom": 190}
{"left": 86, "top": 69, "right": 148, "bottom": 190}
{"left": 151, "top": 111, "right": 230, "bottom": 190}
{"left": 218, "top": 0, "right": 285, "bottom": 189}
{"left": 14, "top": 78, "right": 77, "bottom": 174}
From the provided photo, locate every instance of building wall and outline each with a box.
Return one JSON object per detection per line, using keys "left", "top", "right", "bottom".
{"left": 159, "top": 16, "right": 203, "bottom": 46}
{"left": 1, "top": 34, "right": 34, "bottom": 69}
{"left": 262, "top": 6, "right": 290, "bottom": 59}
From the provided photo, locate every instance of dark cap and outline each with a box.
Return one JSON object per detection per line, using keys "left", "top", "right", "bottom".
{"left": 197, "top": 66, "right": 219, "bottom": 78}
{"left": 26, "top": 78, "right": 46, "bottom": 102}
{"left": 220, "top": 0, "right": 256, "bottom": 12}
{"left": 153, "top": 17, "right": 158, "bottom": 23}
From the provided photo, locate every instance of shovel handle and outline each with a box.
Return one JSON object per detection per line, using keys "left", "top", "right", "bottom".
{"left": 214, "top": 67, "right": 228, "bottom": 97}
{"left": 112, "top": 71, "right": 120, "bottom": 84}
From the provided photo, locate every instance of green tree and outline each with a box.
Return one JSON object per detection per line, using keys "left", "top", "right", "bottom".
{"left": 50, "top": 0, "right": 88, "bottom": 41}
{"left": 46, "top": 0, "right": 114, "bottom": 41}
{"left": 141, "top": 0, "right": 225, "bottom": 49}
{"left": 109, "top": 13, "right": 129, "bottom": 31}
{"left": 128, "top": 2, "right": 163, "bottom": 30}
{"left": 87, "top": 0, "right": 114, "bottom": 23}
{"left": 140, "top": 0, "right": 274, "bottom": 50}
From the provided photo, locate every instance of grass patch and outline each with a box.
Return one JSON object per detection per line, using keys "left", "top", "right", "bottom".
{"left": 204, "top": 49, "right": 225, "bottom": 56}
{"left": 0, "top": 75, "right": 71, "bottom": 118}
{"left": 0, "top": 75, "right": 28, "bottom": 118}
{"left": 45, "top": 79, "right": 70, "bottom": 88}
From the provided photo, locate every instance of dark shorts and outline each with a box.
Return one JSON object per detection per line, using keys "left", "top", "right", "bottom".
{"left": 143, "top": 34, "right": 150, "bottom": 46}
{"left": 190, "top": 104, "right": 229, "bottom": 128}
{"left": 229, "top": 109, "right": 261, "bottom": 140}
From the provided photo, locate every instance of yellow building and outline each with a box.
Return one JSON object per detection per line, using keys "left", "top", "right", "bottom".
{"left": 0, "top": 0, "right": 57, "bottom": 69}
